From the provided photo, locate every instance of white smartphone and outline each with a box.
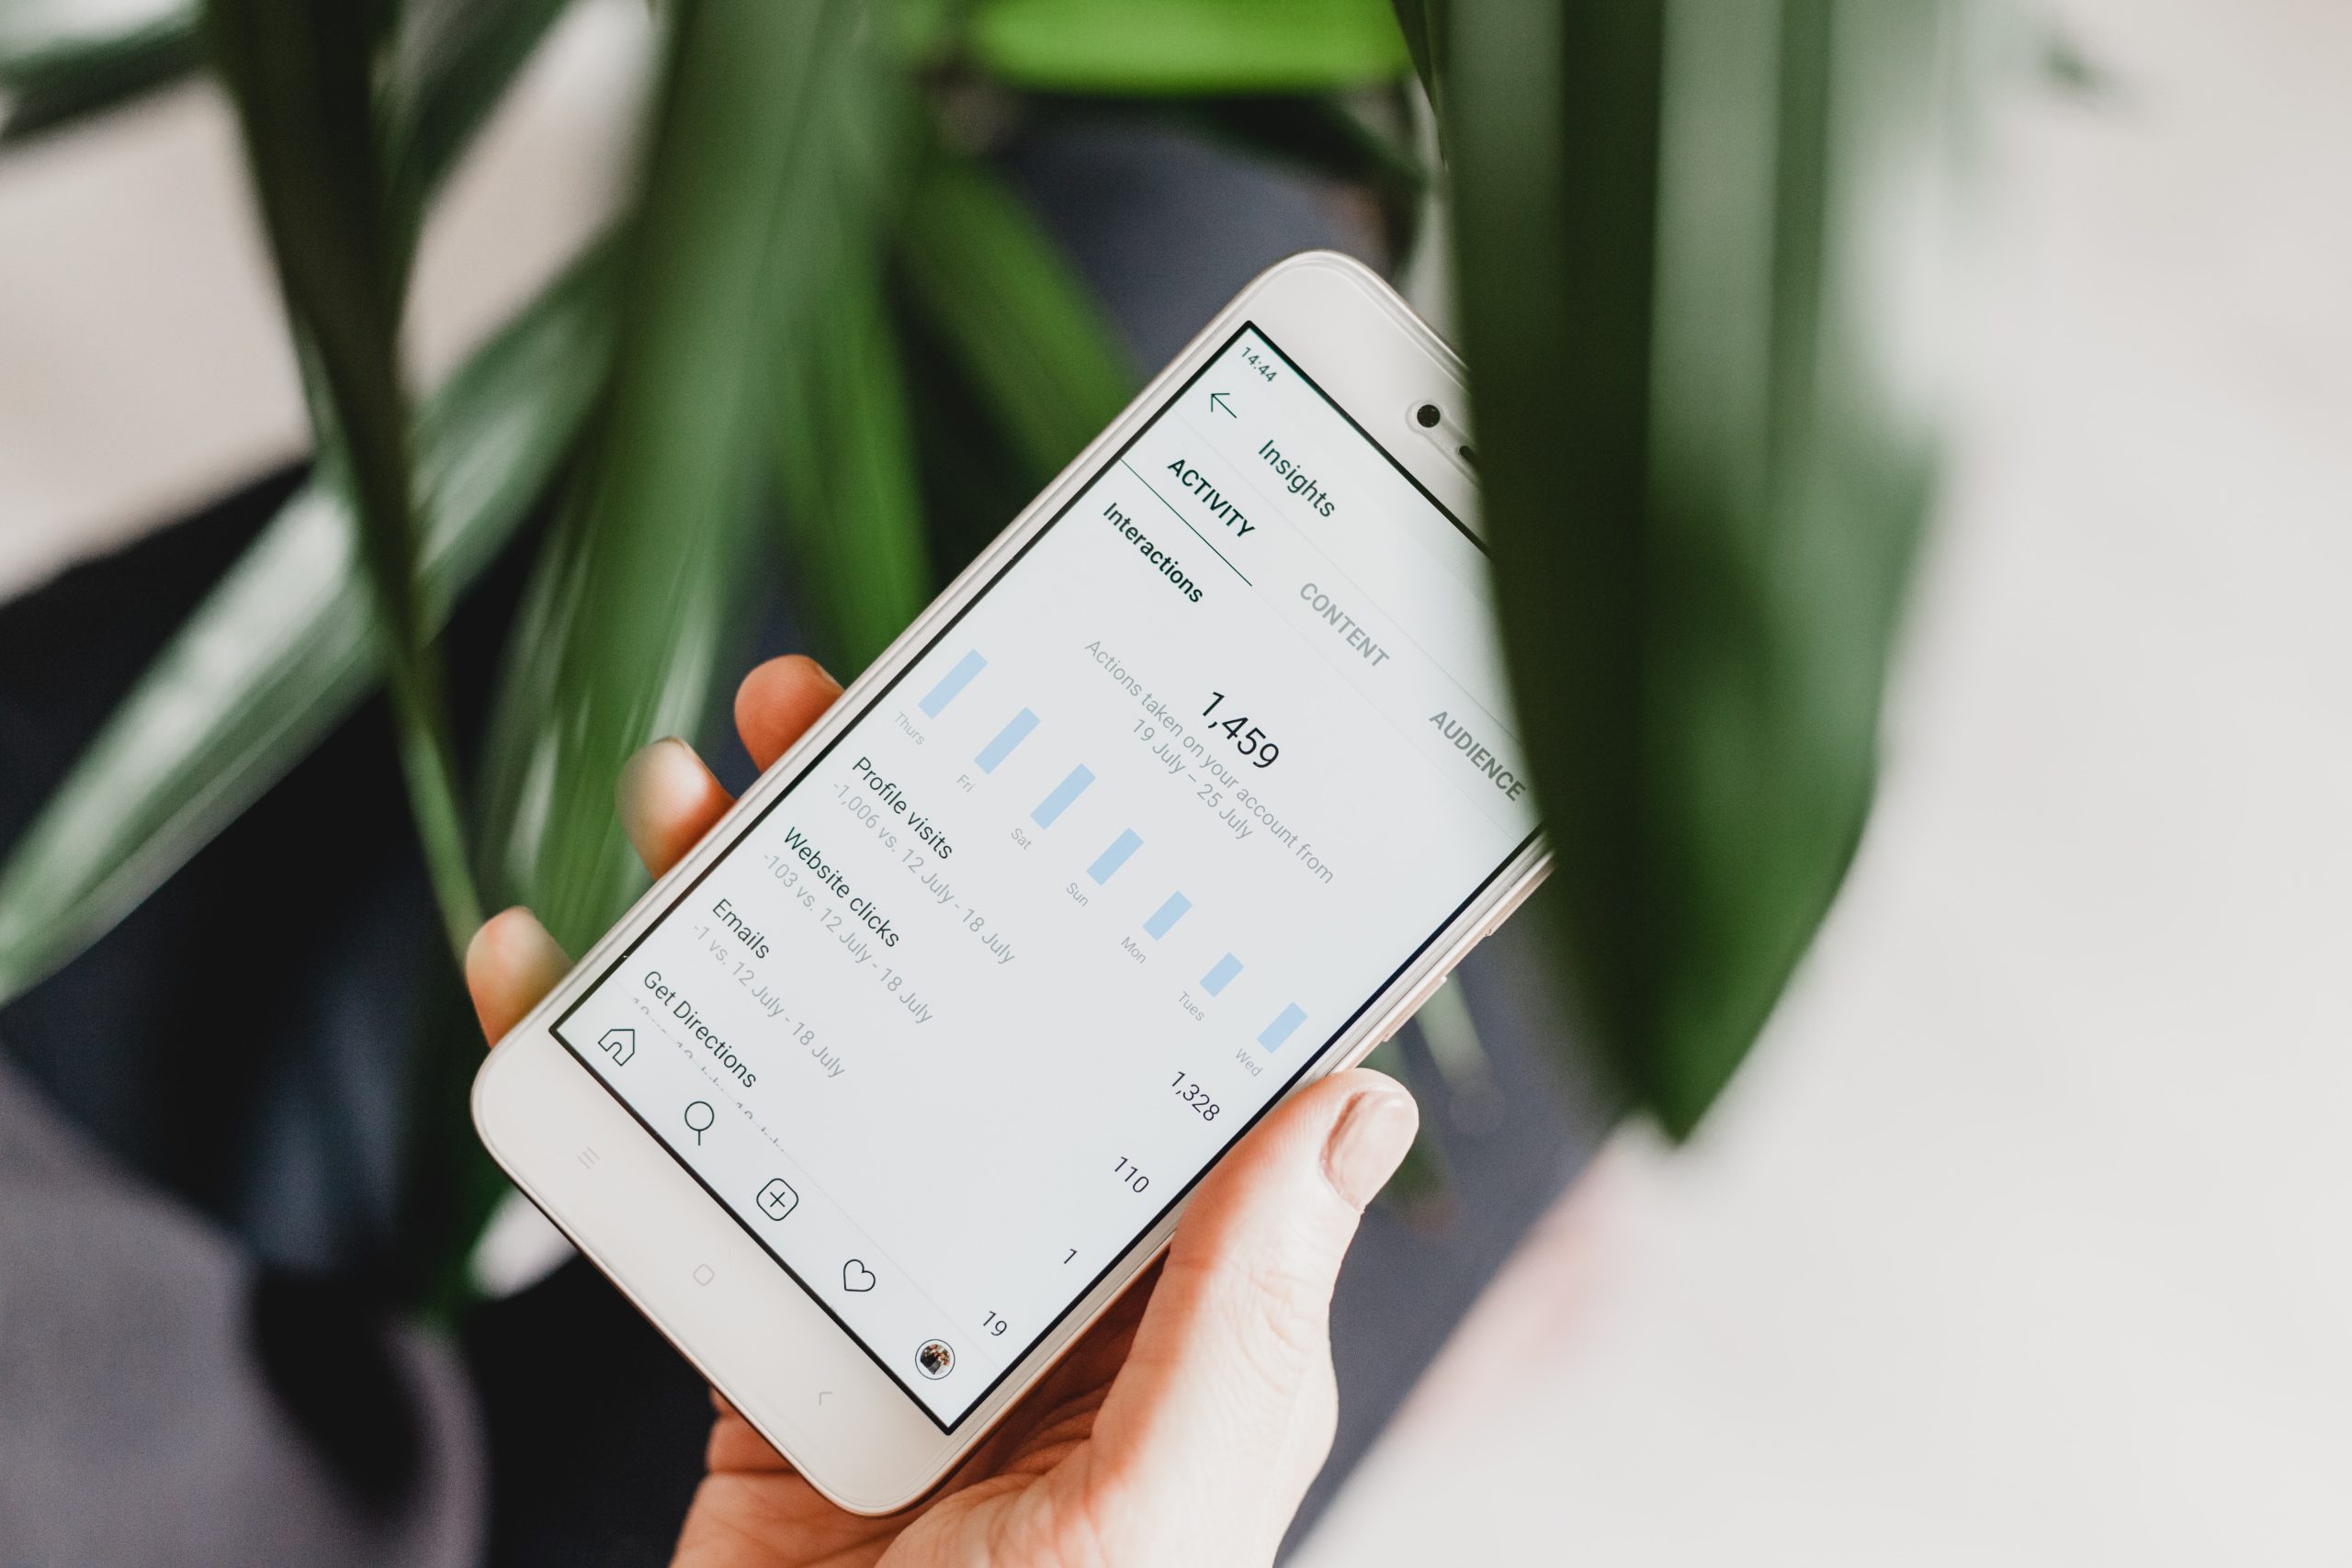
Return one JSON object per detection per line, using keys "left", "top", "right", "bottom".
{"left": 472, "top": 251, "right": 1547, "bottom": 1513}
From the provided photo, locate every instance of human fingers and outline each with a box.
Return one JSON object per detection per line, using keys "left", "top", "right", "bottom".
{"left": 614, "top": 654, "right": 841, "bottom": 878}
{"left": 676, "top": 1397, "right": 905, "bottom": 1568}
{"left": 952, "top": 1260, "right": 1162, "bottom": 1485}
{"left": 735, "top": 654, "right": 842, "bottom": 773}
{"left": 1091, "top": 1069, "right": 1417, "bottom": 1544}
{"left": 463, "top": 907, "right": 571, "bottom": 1045}
{"left": 616, "top": 737, "right": 733, "bottom": 878}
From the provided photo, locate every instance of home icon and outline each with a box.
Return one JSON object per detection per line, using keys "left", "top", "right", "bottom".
{"left": 598, "top": 1027, "right": 636, "bottom": 1066}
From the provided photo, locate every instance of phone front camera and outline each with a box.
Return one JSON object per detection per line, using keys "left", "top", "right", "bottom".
{"left": 1414, "top": 402, "right": 1442, "bottom": 429}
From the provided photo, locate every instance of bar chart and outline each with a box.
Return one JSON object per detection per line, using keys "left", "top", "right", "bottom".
{"left": 1143, "top": 894, "right": 1189, "bottom": 940}
{"left": 922, "top": 645, "right": 1308, "bottom": 1055}
{"left": 1087, "top": 830, "right": 1143, "bottom": 884}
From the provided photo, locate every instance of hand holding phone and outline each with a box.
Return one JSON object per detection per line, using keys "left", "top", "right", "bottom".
{"left": 467, "top": 654, "right": 1421, "bottom": 1567}
{"left": 471, "top": 254, "right": 1543, "bottom": 1512}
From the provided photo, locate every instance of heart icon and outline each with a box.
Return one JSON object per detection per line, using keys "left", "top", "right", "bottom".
{"left": 842, "top": 1259, "right": 876, "bottom": 1292}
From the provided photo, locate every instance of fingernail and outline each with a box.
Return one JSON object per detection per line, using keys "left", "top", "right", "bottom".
{"left": 1322, "top": 1089, "right": 1419, "bottom": 1211}
{"left": 617, "top": 737, "right": 687, "bottom": 808}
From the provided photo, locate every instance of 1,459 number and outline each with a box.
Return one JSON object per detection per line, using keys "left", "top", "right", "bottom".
{"left": 1202, "top": 692, "right": 1279, "bottom": 768}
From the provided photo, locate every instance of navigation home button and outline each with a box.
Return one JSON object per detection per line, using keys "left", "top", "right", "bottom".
{"left": 755, "top": 1178, "right": 799, "bottom": 1221}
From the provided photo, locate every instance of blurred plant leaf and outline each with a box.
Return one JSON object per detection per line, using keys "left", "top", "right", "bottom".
{"left": 886, "top": 0, "right": 957, "bottom": 68}
{"left": 894, "top": 287, "right": 1058, "bottom": 582}
{"left": 1439, "top": 0, "right": 1947, "bottom": 1135}
{"left": 771, "top": 255, "right": 926, "bottom": 677}
{"left": 0, "top": 0, "right": 201, "bottom": 143}
{"left": 1385, "top": 0, "right": 1445, "bottom": 119}
{"left": 775, "top": 246, "right": 932, "bottom": 676}
{"left": 1029, "top": 89, "right": 1424, "bottom": 209}
{"left": 379, "top": 0, "right": 576, "bottom": 266}
{"left": 209, "top": 0, "right": 482, "bottom": 956}
{"left": 0, "top": 0, "right": 588, "bottom": 1003}
{"left": 475, "top": 0, "right": 882, "bottom": 952}
{"left": 1190, "top": 92, "right": 1422, "bottom": 197}
{"left": 767, "top": 10, "right": 929, "bottom": 676}
{"left": 895, "top": 152, "right": 1134, "bottom": 484}
{"left": 0, "top": 243, "right": 616, "bottom": 1005}
{"left": 0, "top": 0, "right": 572, "bottom": 193}
{"left": 966, "top": 0, "right": 1411, "bottom": 93}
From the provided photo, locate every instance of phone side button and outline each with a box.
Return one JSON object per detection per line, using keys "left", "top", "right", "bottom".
{"left": 1347, "top": 964, "right": 1453, "bottom": 1068}
{"left": 1396, "top": 965, "right": 1455, "bottom": 1028}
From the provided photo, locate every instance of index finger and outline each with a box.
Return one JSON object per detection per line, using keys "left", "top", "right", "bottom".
{"left": 736, "top": 655, "right": 842, "bottom": 773}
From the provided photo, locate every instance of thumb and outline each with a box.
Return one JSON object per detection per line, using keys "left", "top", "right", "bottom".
{"left": 1092, "top": 1069, "right": 1418, "bottom": 1540}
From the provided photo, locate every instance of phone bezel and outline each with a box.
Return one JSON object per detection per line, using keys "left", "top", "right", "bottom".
{"left": 472, "top": 249, "right": 1550, "bottom": 1514}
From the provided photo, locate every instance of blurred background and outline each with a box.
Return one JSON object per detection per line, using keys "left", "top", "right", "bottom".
{"left": 2, "top": 0, "right": 2347, "bottom": 1563}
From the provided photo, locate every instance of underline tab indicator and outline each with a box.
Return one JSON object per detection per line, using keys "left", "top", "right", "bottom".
{"left": 1032, "top": 765, "right": 1095, "bottom": 828}
{"left": 975, "top": 707, "right": 1038, "bottom": 773}
{"left": 1257, "top": 1003, "right": 1306, "bottom": 1051}
{"left": 919, "top": 649, "right": 987, "bottom": 716}
{"left": 1087, "top": 829, "right": 1143, "bottom": 884}
{"left": 1143, "top": 893, "right": 1190, "bottom": 940}
{"left": 1200, "top": 953, "right": 1241, "bottom": 996}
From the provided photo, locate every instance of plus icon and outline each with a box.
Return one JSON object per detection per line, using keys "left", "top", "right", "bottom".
{"left": 755, "top": 1179, "right": 799, "bottom": 1222}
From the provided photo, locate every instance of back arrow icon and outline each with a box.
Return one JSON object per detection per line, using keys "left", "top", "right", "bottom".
{"left": 1208, "top": 390, "right": 1236, "bottom": 417}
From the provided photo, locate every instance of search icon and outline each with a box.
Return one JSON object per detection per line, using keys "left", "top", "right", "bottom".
{"left": 684, "top": 1100, "right": 716, "bottom": 1145}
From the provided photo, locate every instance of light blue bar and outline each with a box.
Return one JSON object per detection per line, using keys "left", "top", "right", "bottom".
{"left": 1088, "top": 829, "right": 1143, "bottom": 884}
{"left": 1200, "top": 953, "right": 1241, "bottom": 996}
{"left": 975, "top": 708, "right": 1038, "bottom": 773}
{"left": 918, "top": 649, "right": 987, "bottom": 716}
{"left": 1257, "top": 1003, "right": 1306, "bottom": 1051}
{"left": 1031, "top": 765, "right": 1094, "bottom": 827}
{"left": 1143, "top": 893, "right": 1191, "bottom": 940}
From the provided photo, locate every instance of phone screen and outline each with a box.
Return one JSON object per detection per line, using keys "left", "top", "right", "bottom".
{"left": 552, "top": 321, "right": 1539, "bottom": 1427}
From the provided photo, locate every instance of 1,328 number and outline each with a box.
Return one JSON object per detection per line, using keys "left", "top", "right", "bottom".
{"left": 1170, "top": 1071, "right": 1221, "bottom": 1121}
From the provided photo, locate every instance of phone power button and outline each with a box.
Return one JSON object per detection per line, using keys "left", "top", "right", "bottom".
{"left": 1363, "top": 964, "right": 1455, "bottom": 1058}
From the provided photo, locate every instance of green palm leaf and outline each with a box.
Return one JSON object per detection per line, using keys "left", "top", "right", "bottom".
{"left": 775, "top": 244, "right": 933, "bottom": 678}
{"left": 894, "top": 152, "right": 1135, "bottom": 485}
{"left": 474, "top": 0, "right": 887, "bottom": 950}
{"left": 966, "top": 0, "right": 1411, "bottom": 92}
{"left": 0, "top": 243, "right": 616, "bottom": 1003}
{"left": 770, "top": 12, "right": 929, "bottom": 677}
{"left": 209, "top": 0, "right": 483, "bottom": 957}
{"left": 0, "top": 0, "right": 591, "bottom": 1002}
{"left": 380, "top": 0, "right": 577, "bottom": 273}
{"left": 1433, "top": 0, "right": 1950, "bottom": 1134}
{"left": 0, "top": 0, "right": 199, "bottom": 143}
